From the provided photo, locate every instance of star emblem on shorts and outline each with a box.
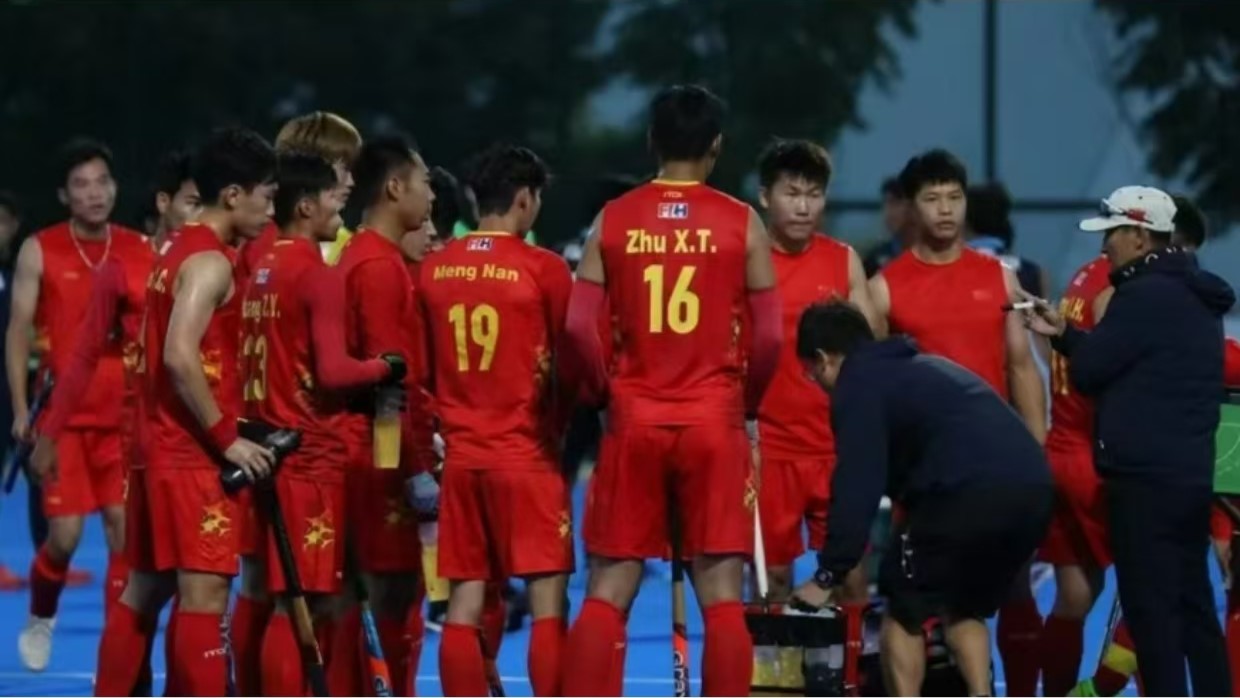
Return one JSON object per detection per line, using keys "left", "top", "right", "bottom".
{"left": 743, "top": 476, "right": 757, "bottom": 513}
{"left": 201, "top": 349, "right": 223, "bottom": 382}
{"left": 558, "top": 510, "right": 572, "bottom": 539}
{"left": 384, "top": 496, "right": 412, "bottom": 527}
{"left": 303, "top": 510, "right": 335, "bottom": 550}
{"left": 200, "top": 503, "right": 231, "bottom": 537}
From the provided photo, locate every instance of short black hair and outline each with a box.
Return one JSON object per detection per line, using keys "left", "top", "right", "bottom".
{"left": 966, "top": 182, "right": 1014, "bottom": 246}
{"left": 352, "top": 134, "right": 420, "bottom": 209}
{"left": 0, "top": 190, "right": 20, "bottom": 219}
{"left": 1172, "top": 194, "right": 1208, "bottom": 249}
{"left": 152, "top": 149, "right": 193, "bottom": 198}
{"left": 57, "top": 137, "right": 113, "bottom": 186}
{"left": 429, "top": 167, "right": 466, "bottom": 235}
{"left": 273, "top": 151, "right": 338, "bottom": 228}
{"left": 796, "top": 300, "right": 875, "bottom": 360}
{"left": 897, "top": 149, "right": 968, "bottom": 199}
{"left": 648, "top": 84, "right": 726, "bottom": 162}
{"left": 191, "top": 127, "right": 276, "bottom": 204}
{"left": 464, "top": 144, "right": 550, "bottom": 217}
{"left": 880, "top": 176, "right": 906, "bottom": 199}
{"left": 757, "top": 139, "right": 833, "bottom": 189}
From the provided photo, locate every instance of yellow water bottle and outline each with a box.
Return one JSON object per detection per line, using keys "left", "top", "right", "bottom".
{"left": 373, "top": 384, "right": 402, "bottom": 470}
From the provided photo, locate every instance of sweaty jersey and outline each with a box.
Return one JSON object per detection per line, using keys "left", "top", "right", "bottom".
{"left": 1046, "top": 256, "right": 1112, "bottom": 452}
{"left": 33, "top": 222, "right": 147, "bottom": 429}
{"left": 600, "top": 180, "right": 750, "bottom": 426}
{"left": 420, "top": 232, "right": 573, "bottom": 469}
{"left": 758, "top": 235, "right": 851, "bottom": 458}
{"left": 882, "top": 247, "right": 1009, "bottom": 398}
{"left": 142, "top": 224, "right": 242, "bottom": 468}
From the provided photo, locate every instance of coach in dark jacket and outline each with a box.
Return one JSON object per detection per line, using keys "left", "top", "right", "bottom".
{"left": 789, "top": 301, "right": 1052, "bottom": 697}
{"left": 1024, "top": 185, "right": 1235, "bottom": 696}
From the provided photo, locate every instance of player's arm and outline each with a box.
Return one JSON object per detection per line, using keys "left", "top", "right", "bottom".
{"left": 5, "top": 237, "right": 41, "bottom": 439}
{"left": 818, "top": 376, "right": 889, "bottom": 578}
{"left": 1054, "top": 285, "right": 1147, "bottom": 396}
{"left": 845, "top": 245, "right": 883, "bottom": 336}
{"left": 301, "top": 265, "right": 392, "bottom": 390}
{"left": 1004, "top": 268, "right": 1047, "bottom": 443}
{"left": 39, "top": 261, "right": 123, "bottom": 440}
{"left": 165, "top": 252, "right": 273, "bottom": 475}
{"left": 564, "top": 212, "right": 609, "bottom": 403}
{"left": 866, "top": 273, "right": 892, "bottom": 338}
{"left": 744, "top": 208, "right": 782, "bottom": 417}
{"left": 543, "top": 253, "right": 576, "bottom": 430}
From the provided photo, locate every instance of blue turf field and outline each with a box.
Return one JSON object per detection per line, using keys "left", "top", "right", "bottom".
{"left": 0, "top": 476, "right": 1225, "bottom": 697}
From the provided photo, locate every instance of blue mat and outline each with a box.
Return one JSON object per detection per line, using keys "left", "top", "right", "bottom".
{"left": 0, "top": 475, "right": 1223, "bottom": 696}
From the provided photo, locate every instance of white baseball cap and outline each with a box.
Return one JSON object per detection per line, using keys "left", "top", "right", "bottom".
{"left": 1079, "top": 186, "right": 1177, "bottom": 234}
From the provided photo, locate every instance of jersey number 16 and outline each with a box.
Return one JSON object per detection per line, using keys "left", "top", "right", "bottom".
{"left": 643, "top": 264, "right": 700, "bottom": 334}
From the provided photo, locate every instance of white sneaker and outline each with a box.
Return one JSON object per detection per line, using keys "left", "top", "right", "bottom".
{"left": 18, "top": 615, "right": 55, "bottom": 672}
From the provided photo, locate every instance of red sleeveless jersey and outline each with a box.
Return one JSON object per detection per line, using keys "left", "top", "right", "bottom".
{"left": 883, "top": 247, "right": 1009, "bottom": 398}
{"left": 33, "top": 222, "right": 146, "bottom": 429}
{"left": 758, "top": 235, "right": 851, "bottom": 458}
{"left": 240, "top": 237, "right": 350, "bottom": 479}
{"left": 419, "top": 232, "right": 573, "bottom": 470}
{"left": 600, "top": 180, "right": 750, "bottom": 426}
{"left": 141, "top": 224, "right": 242, "bottom": 469}
{"left": 1046, "top": 255, "right": 1112, "bottom": 452}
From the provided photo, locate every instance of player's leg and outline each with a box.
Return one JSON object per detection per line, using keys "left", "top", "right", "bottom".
{"left": 233, "top": 555, "right": 271, "bottom": 697}
{"left": 880, "top": 613, "right": 927, "bottom": 696}
{"left": 87, "top": 429, "right": 130, "bottom": 623}
{"left": 755, "top": 458, "right": 802, "bottom": 603}
{"left": 563, "top": 426, "right": 665, "bottom": 696}
{"left": 437, "top": 468, "right": 490, "bottom": 697}
{"left": 95, "top": 569, "right": 177, "bottom": 696}
{"left": 678, "top": 424, "right": 755, "bottom": 697}
{"left": 440, "top": 580, "right": 489, "bottom": 696}
{"left": 995, "top": 563, "right": 1042, "bottom": 696}
{"left": 525, "top": 573, "right": 569, "bottom": 697}
{"left": 941, "top": 615, "right": 989, "bottom": 695}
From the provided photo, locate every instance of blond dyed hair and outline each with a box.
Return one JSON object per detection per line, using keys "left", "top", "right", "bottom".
{"left": 275, "top": 111, "right": 362, "bottom": 165}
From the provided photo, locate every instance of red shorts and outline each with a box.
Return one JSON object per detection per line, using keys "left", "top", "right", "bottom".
{"left": 1039, "top": 447, "right": 1111, "bottom": 568}
{"left": 128, "top": 467, "right": 241, "bottom": 576}
{"left": 346, "top": 466, "right": 420, "bottom": 573}
{"left": 44, "top": 428, "right": 125, "bottom": 516}
{"left": 1212, "top": 505, "right": 1233, "bottom": 543}
{"left": 439, "top": 467, "right": 574, "bottom": 580}
{"left": 584, "top": 423, "right": 755, "bottom": 560}
{"left": 758, "top": 456, "right": 833, "bottom": 566}
{"left": 237, "top": 488, "right": 261, "bottom": 558}
{"left": 258, "top": 475, "right": 345, "bottom": 594}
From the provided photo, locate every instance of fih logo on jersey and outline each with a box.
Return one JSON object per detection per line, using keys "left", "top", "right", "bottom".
{"left": 467, "top": 237, "right": 494, "bottom": 251}
{"left": 657, "top": 202, "right": 689, "bottom": 220}
{"left": 255, "top": 268, "right": 271, "bottom": 285}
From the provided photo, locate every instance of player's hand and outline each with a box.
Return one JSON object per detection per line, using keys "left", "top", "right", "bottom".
{"left": 223, "top": 437, "right": 276, "bottom": 482}
{"left": 1015, "top": 289, "right": 1066, "bottom": 337}
{"left": 431, "top": 433, "right": 445, "bottom": 471}
{"left": 406, "top": 471, "right": 440, "bottom": 518}
{"left": 790, "top": 580, "right": 834, "bottom": 612}
{"left": 29, "top": 434, "right": 58, "bottom": 485}
{"left": 380, "top": 353, "right": 408, "bottom": 384}
{"left": 11, "top": 409, "right": 30, "bottom": 443}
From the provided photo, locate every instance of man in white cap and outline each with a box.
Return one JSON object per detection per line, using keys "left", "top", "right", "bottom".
{"left": 1023, "top": 185, "right": 1234, "bottom": 696}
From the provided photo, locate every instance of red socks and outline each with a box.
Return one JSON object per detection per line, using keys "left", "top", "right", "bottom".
{"left": 29, "top": 545, "right": 68, "bottom": 619}
{"left": 104, "top": 553, "right": 128, "bottom": 622}
{"left": 562, "top": 598, "right": 627, "bottom": 696}
{"left": 407, "top": 606, "right": 425, "bottom": 697}
{"left": 230, "top": 596, "right": 272, "bottom": 696}
{"left": 481, "top": 584, "right": 507, "bottom": 660}
{"left": 327, "top": 608, "right": 364, "bottom": 697}
{"left": 529, "top": 617, "right": 565, "bottom": 696}
{"left": 440, "top": 623, "right": 488, "bottom": 696}
{"left": 163, "top": 602, "right": 181, "bottom": 697}
{"left": 996, "top": 596, "right": 1043, "bottom": 697}
{"left": 93, "top": 603, "right": 154, "bottom": 696}
{"left": 377, "top": 615, "right": 412, "bottom": 696}
{"left": 260, "top": 613, "right": 303, "bottom": 696}
{"left": 701, "top": 601, "right": 752, "bottom": 697}
{"left": 1040, "top": 614, "right": 1085, "bottom": 696}
{"left": 172, "top": 610, "right": 228, "bottom": 697}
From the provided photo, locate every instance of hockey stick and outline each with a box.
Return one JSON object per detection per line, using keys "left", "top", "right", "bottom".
{"left": 2, "top": 372, "right": 54, "bottom": 494}
{"left": 670, "top": 499, "right": 690, "bottom": 698}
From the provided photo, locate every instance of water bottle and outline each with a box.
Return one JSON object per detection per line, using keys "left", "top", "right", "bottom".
{"left": 804, "top": 646, "right": 845, "bottom": 697}
{"left": 373, "top": 385, "right": 402, "bottom": 470}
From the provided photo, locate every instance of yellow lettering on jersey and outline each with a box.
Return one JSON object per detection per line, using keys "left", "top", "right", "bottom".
{"left": 673, "top": 229, "right": 691, "bottom": 253}
{"left": 696, "top": 229, "right": 714, "bottom": 253}
{"left": 482, "top": 264, "right": 519, "bottom": 283}
{"left": 243, "top": 293, "right": 280, "bottom": 320}
{"left": 1059, "top": 297, "right": 1086, "bottom": 324}
{"left": 433, "top": 265, "right": 479, "bottom": 282}
{"left": 625, "top": 229, "right": 666, "bottom": 254}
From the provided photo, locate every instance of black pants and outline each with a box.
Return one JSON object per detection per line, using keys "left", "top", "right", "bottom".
{"left": 1107, "top": 478, "right": 1230, "bottom": 695}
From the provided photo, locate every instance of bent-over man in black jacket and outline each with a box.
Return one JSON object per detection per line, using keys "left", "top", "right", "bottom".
{"left": 790, "top": 300, "right": 1052, "bottom": 697}
{"left": 1024, "top": 185, "right": 1235, "bottom": 696}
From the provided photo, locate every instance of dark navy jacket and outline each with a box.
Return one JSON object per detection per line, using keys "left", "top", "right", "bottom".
{"left": 817, "top": 338, "right": 1050, "bottom": 576}
{"left": 1053, "top": 248, "right": 1235, "bottom": 487}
